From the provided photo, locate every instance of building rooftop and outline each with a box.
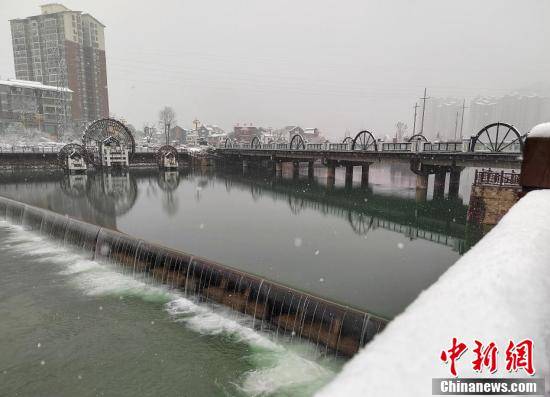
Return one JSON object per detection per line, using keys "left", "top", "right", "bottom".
{"left": 11, "top": 4, "right": 105, "bottom": 27}
{"left": 0, "top": 78, "right": 73, "bottom": 93}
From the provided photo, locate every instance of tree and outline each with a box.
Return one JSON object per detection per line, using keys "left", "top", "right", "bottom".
{"left": 159, "top": 107, "right": 177, "bottom": 145}
{"left": 142, "top": 123, "right": 156, "bottom": 143}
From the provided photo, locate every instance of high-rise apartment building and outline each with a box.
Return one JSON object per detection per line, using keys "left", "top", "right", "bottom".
{"left": 10, "top": 4, "right": 109, "bottom": 129}
{"left": 468, "top": 93, "right": 550, "bottom": 135}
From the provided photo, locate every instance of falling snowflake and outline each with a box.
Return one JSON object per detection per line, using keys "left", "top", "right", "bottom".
{"left": 397, "top": 243, "right": 404, "bottom": 249}
{"left": 40, "top": 360, "right": 45, "bottom": 366}
{"left": 151, "top": 320, "right": 155, "bottom": 325}
{"left": 294, "top": 237, "right": 302, "bottom": 247}
{"left": 199, "top": 223, "right": 205, "bottom": 230}
{"left": 99, "top": 306, "right": 103, "bottom": 311}
{"left": 37, "top": 343, "right": 41, "bottom": 348}
{"left": 314, "top": 250, "right": 320, "bottom": 255}
{"left": 319, "top": 277, "right": 325, "bottom": 283}
{"left": 77, "top": 374, "right": 82, "bottom": 380}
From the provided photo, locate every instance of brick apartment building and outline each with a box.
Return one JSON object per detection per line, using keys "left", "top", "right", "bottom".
{"left": 10, "top": 4, "right": 109, "bottom": 129}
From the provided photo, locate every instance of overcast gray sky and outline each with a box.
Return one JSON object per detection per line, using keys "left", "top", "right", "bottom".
{"left": 2, "top": 0, "right": 549, "bottom": 138}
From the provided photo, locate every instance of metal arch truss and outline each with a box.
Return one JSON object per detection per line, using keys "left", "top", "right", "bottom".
{"left": 224, "top": 137, "right": 235, "bottom": 148}
{"left": 342, "top": 136, "right": 353, "bottom": 145}
{"left": 289, "top": 134, "right": 306, "bottom": 150}
{"left": 351, "top": 130, "right": 378, "bottom": 151}
{"left": 470, "top": 122, "right": 523, "bottom": 153}
{"left": 251, "top": 136, "right": 262, "bottom": 149}
{"left": 58, "top": 143, "right": 88, "bottom": 169}
{"left": 82, "top": 118, "right": 136, "bottom": 154}
{"left": 408, "top": 134, "right": 429, "bottom": 143}
{"left": 155, "top": 145, "right": 178, "bottom": 165}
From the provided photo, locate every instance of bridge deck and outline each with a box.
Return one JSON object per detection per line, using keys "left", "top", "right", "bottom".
{"left": 217, "top": 148, "right": 522, "bottom": 168}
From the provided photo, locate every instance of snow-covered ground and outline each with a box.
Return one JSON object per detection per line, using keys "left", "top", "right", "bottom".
{"left": 317, "top": 190, "right": 550, "bottom": 396}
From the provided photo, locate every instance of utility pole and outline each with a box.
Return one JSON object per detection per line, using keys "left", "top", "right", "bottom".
{"left": 454, "top": 111, "right": 459, "bottom": 141}
{"left": 459, "top": 99, "right": 468, "bottom": 139}
{"left": 419, "top": 88, "right": 430, "bottom": 136}
{"left": 412, "top": 102, "right": 419, "bottom": 135}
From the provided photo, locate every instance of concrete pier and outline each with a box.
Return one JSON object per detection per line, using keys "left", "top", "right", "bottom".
{"left": 433, "top": 169, "right": 446, "bottom": 200}
{"left": 345, "top": 165, "right": 354, "bottom": 188}
{"left": 275, "top": 161, "right": 283, "bottom": 177}
{"left": 361, "top": 164, "right": 370, "bottom": 187}
{"left": 292, "top": 161, "right": 300, "bottom": 179}
{"left": 448, "top": 168, "right": 462, "bottom": 198}
{"left": 326, "top": 162, "right": 336, "bottom": 189}
{"left": 308, "top": 161, "right": 315, "bottom": 179}
{"left": 415, "top": 174, "right": 428, "bottom": 202}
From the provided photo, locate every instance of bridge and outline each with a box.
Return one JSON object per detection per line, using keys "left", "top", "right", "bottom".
{"left": 217, "top": 122, "right": 523, "bottom": 202}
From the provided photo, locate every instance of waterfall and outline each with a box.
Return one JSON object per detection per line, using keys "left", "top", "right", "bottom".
{"left": 0, "top": 194, "right": 388, "bottom": 357}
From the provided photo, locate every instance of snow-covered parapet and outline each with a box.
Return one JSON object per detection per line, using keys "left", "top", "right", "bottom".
{"left": 528, "top": 122, "right": 550, "bottom": 138}
{"left": 317, "top": 190, "right": 550, "bottom": 397}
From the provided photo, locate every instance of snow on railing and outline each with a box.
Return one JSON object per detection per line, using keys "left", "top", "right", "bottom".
{"left": 474, "top": 168, "right": 520, "bottom": 187}
{"left": 316, "top": 190, "right": 550, "bottom": 396}
{"left": 0, "top": 146, "right": 62, "bottom": 153}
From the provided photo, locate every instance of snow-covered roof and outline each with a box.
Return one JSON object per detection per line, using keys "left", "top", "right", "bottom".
{"left": 528, "top": 122, "right": 550, "bottom": 138}
{"left": 0, "top": 78, "right": 73, "bottom": 93}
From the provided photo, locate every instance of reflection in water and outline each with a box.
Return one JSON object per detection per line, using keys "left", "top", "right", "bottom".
{"left": 225, "top": 168, "right": 468, "bottom": 253}
{"left": 59, "top": 173, "right": 88, "bottom": 198}
{"left": 0, "top": 165, "right": 487, "bottom": 317}
{"left": 85, "top": 171, "right": 138, "bottom": 217}
{"left": 158, "top": 171, "right": 181, "bottom": 215}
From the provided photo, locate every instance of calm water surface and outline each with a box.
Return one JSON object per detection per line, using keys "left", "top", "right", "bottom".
{"left": 0, "top": 162, "right": 476, "bottom": 396}
{"left": 0, "top": 163, "right": 472, "bottom": 318}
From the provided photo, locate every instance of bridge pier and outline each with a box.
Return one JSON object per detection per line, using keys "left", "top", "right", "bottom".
{"left": 242, "top": 159, "right": 249, "bottom": 171}
{"left": 326, "top": 162, "right": 336, "bottom": 189}
{"left": 308, "top": 161, "right": 315, "bottom": 179}
{"left": 275, "top": 161, "right": 283, "bottom": 177}
{"left": 433, "top": 168, "right": 446, "bottom": 200}
{"left": 361, "top": 164, "right": 370, "bottom": 187}
{"left": 345, "top": 165, "right": 354, "bottom": 188}
{"left": 416, "top": 174, "right": 428, "bottom": 203}
{"left": 448, "top": 167, "right": 462, "bottom": 199}
{"left": 292, "top": 161, "right": 300, "bottom": 179}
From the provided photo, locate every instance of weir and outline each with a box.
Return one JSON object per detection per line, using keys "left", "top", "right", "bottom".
{"left": 0, "top": 195, "right": 387, "bottom": 357}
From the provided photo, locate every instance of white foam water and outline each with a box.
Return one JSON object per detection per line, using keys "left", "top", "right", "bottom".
{"left": 0, "top": 221, "right": 340, "bottom": 396}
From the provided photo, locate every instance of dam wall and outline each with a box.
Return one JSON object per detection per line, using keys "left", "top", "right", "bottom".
{"left": 0, "top": 195, "right": 387, "bottom": 357}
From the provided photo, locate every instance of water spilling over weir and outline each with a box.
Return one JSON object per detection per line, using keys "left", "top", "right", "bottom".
{"left": 0, "top": 195, "right": 387, "bottom": 357}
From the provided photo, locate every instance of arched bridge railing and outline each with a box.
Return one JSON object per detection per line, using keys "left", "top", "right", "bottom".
{"left": 217, "top": 123, "right": 523, "bottom": 155}
{"left": 352, "top": 130, "right": 378, "bottom": 151}
{"left": 470, "top": 122, "right": 523, "bottom": 153}
{"left": 289, "top": 134, "right": 306, "bottom": 150}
